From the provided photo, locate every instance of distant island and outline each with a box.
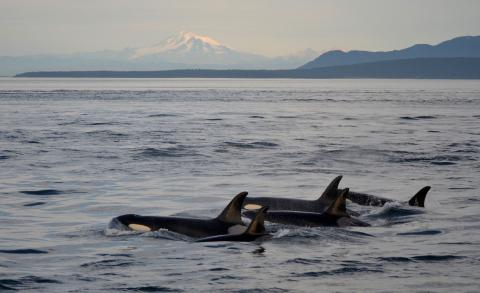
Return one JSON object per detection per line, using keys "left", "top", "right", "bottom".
{"left": 16, "top": 58, "right": 480, "bottom": 79}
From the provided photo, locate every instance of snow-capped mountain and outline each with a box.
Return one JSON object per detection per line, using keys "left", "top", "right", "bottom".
{"left": 129, "top": 31, "right": 271, "bottom": 67}
{"left": 132, "top": 32, "right": 232, "bottom": 59}
{"left": 0, "top": 32, "right": 318, "bottom": 75}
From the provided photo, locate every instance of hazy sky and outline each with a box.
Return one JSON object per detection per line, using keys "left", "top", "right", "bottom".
{"left": 1, "top": 0, "right": 479, "bottom": 56}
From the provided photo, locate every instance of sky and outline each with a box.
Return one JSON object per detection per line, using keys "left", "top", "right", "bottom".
{"left": 1, "top": 0, "right": 479, "bottom": 57}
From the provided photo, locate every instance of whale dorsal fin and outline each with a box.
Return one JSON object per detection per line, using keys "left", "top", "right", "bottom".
{"left": 326, "top": 188, "right": 348, "bottom": 217}
{"left": 408, "top": 186, "right": 430, "bottom": 208}
{"left": 244, "top": 206, "right": 268, "bottom": 235}
{"left": 216, "top": 191, "right": 248, "bottom": 225}
{"left": 316, "top": 175, "right": 343, "bottom": 203}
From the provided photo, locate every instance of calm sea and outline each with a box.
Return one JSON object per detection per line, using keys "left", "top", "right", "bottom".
{"left": 1, "top": 78, "right": 479, "bottom": 292}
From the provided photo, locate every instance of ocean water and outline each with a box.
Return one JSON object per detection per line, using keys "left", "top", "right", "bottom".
{"left": 0, "top": 78, "right": 479, "bottom": 292}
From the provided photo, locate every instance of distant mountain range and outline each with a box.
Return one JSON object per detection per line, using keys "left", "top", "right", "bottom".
{"left": 0, "top": 32, "right": 318, "bottom": 75}
{"left": 300, "top": 35, "right": 480, "bottom": 69}
{"left": 10, "top": 34, "right": 480, "bottom": 78}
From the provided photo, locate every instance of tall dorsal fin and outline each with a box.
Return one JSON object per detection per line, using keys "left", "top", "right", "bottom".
{"left": 244, "top": 206, "right": 268, "bottom": 235}
{"left": 216, "top": 191, "right": 248, "bottom": 225}
{"left": 326, "top": 188, "right": 348, "bottom": 217}
{"left": 408, "top": 186, "right": 430, "bottom": 208}
{"left": 317, "top": 175, "right": 343, "bottom": 203}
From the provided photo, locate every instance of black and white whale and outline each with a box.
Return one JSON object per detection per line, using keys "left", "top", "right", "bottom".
{"left": 242, "top": 175, "right": 343, "bottom": 213}
{"left": 346, "top": 186, "right": 430, "bottom": 208}
{"left": 196, "top": 207, "right": 269, "bottom": 242}
{"left": 243, "top": 189, "right": 370, "bottom": 227}
{"left": 243, "top": 175, "right": 430, "bottom": 213}
{"left": 113, "top": 191, "right": 251, "bottom": 238}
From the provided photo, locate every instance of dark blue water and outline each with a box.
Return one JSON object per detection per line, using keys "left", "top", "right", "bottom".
{"left": 1, "top": 78, "right": 479, "bottom": 292}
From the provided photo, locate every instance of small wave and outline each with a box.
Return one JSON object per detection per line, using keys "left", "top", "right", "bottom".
{"left": 430, "top": 161, "right": 457, "bottom": 165}
{"left": 389, "top": 154, "right": 464, "bottom": 164}
{"left": 271, "top": 226, "right": 372, "bottom": 243}
{"left": 97, "top": 253, "right": 132, "bottom": 258}
{"left": 135, "top": 146, "right": 196, "bottom": 158}
{"left": 377, "top": 256, "right": 413, "bottom": 262}
{"left": 59, "top": 120, "right": 127, "bottom": 126}
{"left": 397, "top": 229, "right": 443, "bottom": 236}
{"left": 411, "top": 255, "right": 463, "bottom": 262}
{"left": 273, "top": 228, "right": 292, "bottom": 238}
{"left": 211, "top": 275, "right": 245, "bottom": 282}
{"left": 0, "top": 276, "right": 61, "bottom": 290}
{"left": 148, "top": 113, "right": 179, "bottom": 118}
{"left": 209, "top": 267, "right": 229, "bottom": 272}
{"left": 365, "top": 202, "right": 424, "bottom": 219}
{"left": 223, "top": 141, "right": 279, "bottom": 149}
{"left": 205, "top": 118, "right": 223, "bottom": 121}
{"left": 202, "top": 243, "right": 231, "bottom": 248}
{"left": 230, "top": 288, "right": 289, "bottom": 293}
{"left": 276, "top": 115, "right": 298, "bottom": 119}
{"left": 0, "top": 284, "right": 16, "bottom": 291}
{"left": 81, "top": 259, "right": 135, "bottom": 269}
{"left": 284, "top": 258, "right": 322, "bottom": 265}
{"left": 85, "top": 122, "right": 126, "bottom": 126}
{"left": 20, "top": 189, "right": 62, "bottom": 196}
{"left": 249, "top": 115, "right": 264, "bottom": 119}
{"left": 85, "top": 130, "right": 127, "bottom": 137}
{"left": 293, "top": 267, "right": 382, "bottom": 277}
{"left": 0, "top": 249, "right": 48, "bottom": 254}
{"left": 377, "top": 254, "right": 463, "bottom": 263}
{"left": 23, "top": 201, "right": 46, "bottom": 207}
{"left": 148, "top": 230, "right": 192, "bottom": 241}
{"left": 118, "top": 286, "right": 182, "bottom": 292}
{"left": 105, "top": 218, "right": 141, "bottom": 236}
{"left": 399, "top": 115, "right": 437, "bottom": 120}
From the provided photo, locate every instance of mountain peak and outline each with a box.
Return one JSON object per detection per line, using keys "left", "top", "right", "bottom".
{"left": 131, "top": 31, "right": 228, "bottom": 59}
{"left": 178, "top": 31, "right": 222, "bottom": 46}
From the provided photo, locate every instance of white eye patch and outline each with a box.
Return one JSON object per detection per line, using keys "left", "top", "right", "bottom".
{"left": 244, "top": 204, "right": 262, "bottom": 210}
{"left": 128, "top": 224, "right": 151, "bottom": 232}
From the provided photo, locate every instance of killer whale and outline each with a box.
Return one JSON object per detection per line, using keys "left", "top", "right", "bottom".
{"left": 243, "top": 175, "right": 430, "bottom": 214}
{"left": 114, "top": 191, "right": 249, "bottom": 238}
{"left": 196, "top": 207, "right": 269, "bottom": 242}
{"left": 243, "top": 175, "right": 343, "bottom": 213}
{"left": 243, "top": 189, "right": 370, "bottom": 227}
{"left": 345, "top": 186, "right": 430, "bottom": 208}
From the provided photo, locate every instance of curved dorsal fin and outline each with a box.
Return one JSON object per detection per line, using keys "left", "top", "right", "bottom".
{"left": 216, "top": 191, "right": 248, "bottom": 224}
{"left": 326, "top": 188, "right": 348, "bottom": 217}
{"left": 317, "top": 175, "right": 343, "bottom": 203}
{"left": 244, "top": 206, "right": 268, "bottom": 235}
{"left": 408, "top": 186, "right": 430, "bottom": 207}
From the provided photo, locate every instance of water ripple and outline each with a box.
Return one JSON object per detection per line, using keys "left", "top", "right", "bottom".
{"left": 118, "top": 286, "right": 182, "bottom": 292}
{"left": 397, "top": 229, "right": 443, "bottom": 236}
{"left": 19, "top": 189, "right": 62, "bottom": 196}
{"left": 135, "top": 146, "right": 197, "bottom": 158}
{"left": 0, "top": 249, "right": 48, "bottom": 254}
{"left": 222, "top": 141, "right": 279, "bottom": 149}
